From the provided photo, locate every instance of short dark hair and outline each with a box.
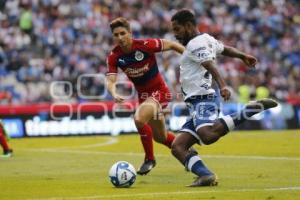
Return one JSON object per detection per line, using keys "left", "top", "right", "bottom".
{"left": 171, "top": 9, "right": 196, "bottom": 25}
{"left": 110, "top": 17, "right": 131, "bottom": 32}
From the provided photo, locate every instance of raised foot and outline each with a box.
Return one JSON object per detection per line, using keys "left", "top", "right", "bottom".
{"left": 246, "top": 98, "right": 278, "bottom": 111}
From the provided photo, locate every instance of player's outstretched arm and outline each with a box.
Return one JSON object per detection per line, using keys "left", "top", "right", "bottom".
{"left": 222, "top": 45, "right": 257, "bottom": 68}
{"left": 202, "top": 60, "right": 231, "bottom": 101}
{"left": 106, "top": 74, "right": 124, "bottom": 103}
{"left": 161, "top": 39, "right": 185, "bottom": 54}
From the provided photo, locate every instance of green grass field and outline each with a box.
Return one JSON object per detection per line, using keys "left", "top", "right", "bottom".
{"left": 1, "top": 130, "right": 300, "bottom": 200}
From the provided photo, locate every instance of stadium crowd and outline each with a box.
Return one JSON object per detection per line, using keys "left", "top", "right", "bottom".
{"left": 0, "top": 0, "right": 299, "bottom": 105}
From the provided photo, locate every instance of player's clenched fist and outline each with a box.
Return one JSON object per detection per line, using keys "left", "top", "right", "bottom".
{"left": 220, "top": 87, "right": 231, "bottom": 101}
{"left": 242, "top": 54, "right": 257, "bottom": 68}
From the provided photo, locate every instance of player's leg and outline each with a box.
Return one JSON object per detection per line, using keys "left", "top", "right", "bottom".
{"left": 171, "top": 121, "right": 217, "bottom": 187}
{"left": 169, "top": 95, "right": 219, "bottom": 186}
{"left": 137, "top": 96, "right": 175, "bottom": 148}
{"left": 0, "top": 122, "right": 12, "bottom": 157}
{"left": 135, "top": 98, "right": 176, "bottom": 175}
{"left": 148, "top": 114, "right": 175, "bottom": 149}
{"left": 134, "top": 98, "right": 158, "bottom": 175}
{"left": 134, "top": 99, "right": 156, "bottom": 160}
{"left": 147, "top": 85, "right": 176, "bottom": 148}
{"left": 171, "top": 131, "right": 198, "bottom": 164}
{"left": 197, "top": 98, "right": 278, "bottom": 145}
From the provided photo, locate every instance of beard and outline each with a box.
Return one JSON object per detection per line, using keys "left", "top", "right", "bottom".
{"left": 176, "top": 32, "right": 192, "bottom": 46}
{"left": 181, "top": 37, "right": 191, "bottom": 46}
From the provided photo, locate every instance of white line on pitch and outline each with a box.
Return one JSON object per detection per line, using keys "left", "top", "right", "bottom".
{"left": 20, "top": 137, "right": 119, "bottom": 151}
{"left": 66, "top": 137, "right": 119, "bottom": 149}
{"left": 24, "top": 148, "right": 300, "bottom": 161}
{"left": 25, "top": 186, "right": 300, "bottom": 200}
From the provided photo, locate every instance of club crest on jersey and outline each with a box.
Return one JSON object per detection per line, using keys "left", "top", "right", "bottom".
{"left": 135, "top": 51, "right": 144, "bottom": 61}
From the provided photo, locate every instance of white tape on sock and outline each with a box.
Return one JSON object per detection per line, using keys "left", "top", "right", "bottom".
{"left": 221, "top": 115, "right": 235, "bottom": 131}
{"left": 187, "top": 155, "right": 201, "bottom": 171}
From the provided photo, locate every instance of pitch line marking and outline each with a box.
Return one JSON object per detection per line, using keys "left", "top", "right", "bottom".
{"left": 21, "top": 137, "right": 119, "bottom": 151}
{"left": 25, "top": 186, "right": 300, "bottom": 200}
{"left": 68, "top": 137, "right": 119, "bottom": 149}
{"left": 25, "top": 148, "right": 300, "bottom": 161}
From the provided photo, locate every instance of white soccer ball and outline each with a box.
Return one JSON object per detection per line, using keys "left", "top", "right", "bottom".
{"left": 108, "top": 161, "right": 137, "bottom": 188}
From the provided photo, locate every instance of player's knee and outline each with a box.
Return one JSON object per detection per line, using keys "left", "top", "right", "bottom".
{"left": 153, "top": 133, "right": 166, "bottom": 144}
{"left": 171, "top": 141, "right": 182, "bottom": 156}
{"left": 134, "top": 117, "right": 146, "bottom": 128}
{"left": 154, "top": 137, "right": 165, "bottom": 144}
{"left": 198, "top": 130, "right": 214, "bottom": 145}
{"left": 201, "top": 137, "right": 213, "bottom": 145}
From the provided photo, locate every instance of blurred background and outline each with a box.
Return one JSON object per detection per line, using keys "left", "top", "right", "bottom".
{"left": 0, "top": 0, "right": 299, "bottom": 137}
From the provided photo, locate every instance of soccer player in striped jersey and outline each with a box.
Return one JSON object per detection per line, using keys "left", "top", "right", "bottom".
{"left": 170, "top": 9, "right": 278, "bottom": 186}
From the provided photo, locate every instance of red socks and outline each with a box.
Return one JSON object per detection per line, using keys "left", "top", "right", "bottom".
{"left": 137, "top": 124, "right": 176, "bottom": 160}
{"left": 137, "top": 124, "right": 154, "bottom": 161}
{"left": 0, "top": 125, "right": 9, "bottom": 151}
{"left": 162, "top": 132, "right": 176, "bottom": 148}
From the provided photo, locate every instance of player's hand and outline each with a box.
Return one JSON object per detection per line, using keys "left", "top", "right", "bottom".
{"left": 220, "top": 87, "right": 231, "bottom": 101}
{"left": 113, "top": 94, "right": 125, "bottom": 103}
{"left": 242, "top": 54, "right": 257, "bottom": 68}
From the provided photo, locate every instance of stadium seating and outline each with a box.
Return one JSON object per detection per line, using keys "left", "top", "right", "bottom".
{"left": 0, "top": 0, "right": 299, "bottom": 104}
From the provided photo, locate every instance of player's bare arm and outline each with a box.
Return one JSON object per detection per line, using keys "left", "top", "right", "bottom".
{"left": 201, "top": 60, "right": 231, "bottom": 101}
{"left": 222, "top": 45, "right": 257, "bottom": 68}
{"left": 106, "top": 74, "right": 124, "bottom": 103}
{"left": 161, "top": 39, "right": 185, "bottom": 54}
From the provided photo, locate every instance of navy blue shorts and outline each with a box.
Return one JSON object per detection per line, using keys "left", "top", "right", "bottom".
{"left": 180, "top": 94, "right": 220, "bottom": 143}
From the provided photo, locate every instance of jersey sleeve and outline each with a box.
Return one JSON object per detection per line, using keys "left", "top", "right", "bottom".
{"left": 143, "top": 38, "right": 163, "bottom": 53}
{"left": 187, "top": 35, "right": 224, "bottom": 64}
{"left": 106, "top": 52, "right": 118, "bottom": 75}
{"left": 214, "top": 38, "right": 224, "bottom": 55}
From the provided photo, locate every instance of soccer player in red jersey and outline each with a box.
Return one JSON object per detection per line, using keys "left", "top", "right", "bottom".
{"left": 0, "top": 121, "right": 13, "bottom": 157}
{"left": 106, "top": 17, "right": 184, "bottom": 175}
{"left": 0, "top": 92, "right": 13, "bottom": 157}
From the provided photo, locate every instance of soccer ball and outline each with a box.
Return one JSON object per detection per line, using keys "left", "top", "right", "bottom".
{"left": 108, "top": 161, "right": 137, "bottom": 188}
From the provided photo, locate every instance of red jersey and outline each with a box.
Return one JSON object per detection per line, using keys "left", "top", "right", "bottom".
{"left": 107, "top": 38, "right": 172, "bottom": 107}
{"left": 107, "top": 38, "right": 168, "bottom": 93}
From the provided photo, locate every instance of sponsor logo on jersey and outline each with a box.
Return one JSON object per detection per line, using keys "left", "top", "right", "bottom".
{"left": 124, "top": 63, "right": 149, "bottom": 77}
{"left": 200, "top": 52, "right": 209, "bottom": 58}
{"left": 191, "top": 46, "right": 206, "bottom": 54}
{"left": 135, "top": 51, "right": 144, "bottom": 61}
